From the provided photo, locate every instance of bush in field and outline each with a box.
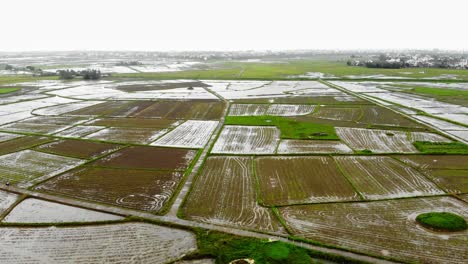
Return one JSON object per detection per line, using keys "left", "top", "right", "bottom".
{"left": 81, "top": 69, "right": 102, "bottom": 80}
{"left": 416, "top": 212, "right": 467, "bottom": 232}
{"left": 58, "top": 69, "right": 76, "bottom": 80}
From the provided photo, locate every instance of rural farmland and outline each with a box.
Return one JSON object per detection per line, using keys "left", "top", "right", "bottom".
{"left": 0, "top": 51, "right": 467, "bottom": 264}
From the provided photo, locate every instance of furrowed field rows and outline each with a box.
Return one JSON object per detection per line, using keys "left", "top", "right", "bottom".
{"left": 277, "top": 139, "right": 353, "bottom": 154}
{"left": 151, "top": 120, "right": 218, "bottom": 148}
{"left": 85, "top": 127, "right": 169, "bottom": 144}
{"left": 336, "top": 127, "right": 417, "bottom": 153}
{"left": 181, "top": 156, "right": 286, "bottom": 234}
{"left": 335, "top": 156, "right": 444, "bottom": 200}
{"left": 211, "top": 126, "right": 280, "bottom": 154}
{"left": 0, "top": 223, "right": 197, "bottom": 263}
{"left": 0, "top": 190, "right": 18, "bottom": 215}
{"left": 410, "top": 132, "right": 452, "bottom": 142}
{"left": 395, "top": 155, "right": 468, "bottom": 193}
{"left": 280, "top": 196, "right": 468, "bottom": 264}
{"left": 0, "top": 150, "right": 85, "bottom": 188}
{"left": 228, "top": 104, "right": 315, "bottom": 116}
{"left": 3, "top": 198, "right": 123, "bottom": 223}
{"left": 255, "top": 157, "right": 359, "bottom": 206}
{"left": 35, "top": 139, "right": 123, "bottom": 159}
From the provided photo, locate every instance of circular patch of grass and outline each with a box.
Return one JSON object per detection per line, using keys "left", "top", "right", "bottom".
{"left": 416, "top": 212, "right": 467, "bottom": 232}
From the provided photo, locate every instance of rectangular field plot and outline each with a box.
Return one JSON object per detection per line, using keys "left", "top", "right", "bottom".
{"left": 279, "top": 197, "right": 468, "bottom": 264}
{"left": 255, "top": 157, "right": 359, "bottom": 206}
{"left": 0, "top": 223, "right": 197, "bottom": 263}
{"left": 35, "top": 139, "right": 123, "bottom": 159}
{"left": 32, "top": 101, "right": 104, "bottom": 116}
{"left": 36, "top": 167, "right": 184, "bottom": 212}
{"left": 3, "top": 198, "right": 123, "bottom": 223}
{"left": 54, "top": 125, "right": 105, "bottom": 138}
{"left": 410, "top": 132, "right": 452, "bottom": 143}
{"left": 133, "top": 100, "right": 225, "bottom": 120}
{"left": 336, "top": 127, "right": 417, "bottom": 153}
{"left": 85, "top": 127, "right": 168, "bottom": 144}
{"left": 312, "top": 106, "right": 361, "bottom": 121}
{"left": 358, "top": 106, "right": 422, "bottom": 128}
{"left": 65, "top": 101, "right": 132, "bottom": 116}
{"left": 151, "top": 120, "right": 218, "bottom": 148}
{"left": 0, "top": 136, "right": 52, "bottom": 156}
{"left": 0, "top": 132, "right": 21, "bottom": 143}
{"left": 211, "top": 126, "right": 280, "bottom": 154}
{"left": 0, "top": 150, "right": 84, "bottom": 188}
{"left": 277, "top": 139, "right": 353, "bottom": 154}
{"left": 181, "top": 156, "right": 286, "bottom": 234}
{"left": 0, "top": 122, "right": 69, "bottom": 134}
{"left": 395, "top": 155, "right": 468, "bottom": 193}
{"left": 335, "top": 156, "right": 444, "bottom": 200}
{"left": 92, "top": 146, "right": 197, "bottom": 171}
{"left": 228, "top": 104, "right": 315, "bottom": 116}
{"left": 0, "top": 190, "right": 18, "bottom": 215}
{"left": 87, "top": 117, "right": 180, "bottom": 128}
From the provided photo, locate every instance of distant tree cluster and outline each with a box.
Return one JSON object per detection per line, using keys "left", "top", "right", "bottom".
{"left": 347, "top": 53, "right": 468, "bottom": 69}
{"left": 58, "top": 69, "right": 102, "bottom": 80}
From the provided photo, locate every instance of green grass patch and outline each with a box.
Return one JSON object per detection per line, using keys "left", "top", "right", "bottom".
{"left": 193, "top": 229, "right": 355, "bottom": 264}
{"left": 111, "top": 60, "right": 468, "bottom": 80}
{"left": 416, "top": 212, "right": 467, "bottom": 232}
{"left": 393, "top": 84, "right": 468, "bottom": 97}
{"left": 414, "top": 141, "right": 468, "bottom": 154}
{"left": 0, "top": 87, "right": 19, "bottom": 94}
{"left": 225, "top": 116, "right": 338, "bottom": 140}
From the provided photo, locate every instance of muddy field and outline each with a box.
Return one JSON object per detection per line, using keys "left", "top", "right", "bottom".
{"left": 133, "top": 100, "right": 225, "bottom": 120}
{"left": 0, "top": 136, "right": 53, "bottom": 156}
{"left": 313, "top": 106, "right": 361, "bottom": 121}
{"left": 0, "top": 150, "right": 84, "bottom": 188}
{"left": 358, "top": 106, "right": 422, "bottom": 128}
{"left": 336, "top": 127, "right": 418, "bottom": 153}
{"left": 151, "top": 120, "right": 218, "bottom": 148}
{"left": 0, "top": 223, "right": 197, "bottom": 263}
{"left": 92, "top": 146, "right": 196, "bottom": 171}
{"left": 3, "top": 198, "right": 123, "bottom": 223}
{"left": 0, "top": 190, "right": 18, "bottom": 215}
{"left": 255, "top": 156, "right": 359, "bottom": 206}
{"left": 228, "top": 104, "right": 315, "bottom": 116}
{"left": 35, "top": 139, "right": 123, "bottom": 159}
{"left": 277, "top": 139, "right": 353, "bottom": 154}
{"left": 395, "top": 155, "right": 468, "bottom": 193}
{"left": 181, "top": 156, "right": 286, "bottom": 234}
{"left": 55, "top": 125, "right": 105, "bottom": 138}
{"left": 280, "top": 196, "right": 467, "bottom": 263}
{"left": 211, "top": 125, "right": 280, "bottom": 154}
{"left": 35, "top": 167, "right": 183, "bottom": 212}
{"left": 66, "top": 101, "right": 132, "bottom": 116}
{"left": 335, "top": 156, "right": 444, "bottom": 200}
{"left": 85, "top": 127, "right": 168, "bottom": 144}
{"left": 87, "top": 117, "right": 179, "bottom": 128}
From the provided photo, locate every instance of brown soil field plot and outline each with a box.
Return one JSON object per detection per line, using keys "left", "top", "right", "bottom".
{"left": 277, "top": 139, "right": 353, "bottom": 154}
{"left": 336, "top": 127, "right": 417, "bottom": 153}
{"left": 0, "top": 132, "right": 21, "bottom": 143}
{"left": 87, "top": 117, "right": 180, "bottom": 128}
{"left": 85, "top": 127, "right": 168, "bottom": 144}
{"left": 181, "top": 156, "right": 285, "bottom": 234}
{"left": 0, "top": 136, "right": 52, "bottom": 156}
{"left": 255, "top": 156, "right": 359, "bottom": 206}
{"left": 116, "top": 81, "right": 208, "bottom": 92}
{"left": 20, "top": 116, "right": 87, "bottom": 125}
{"left": 233, "top": 96, "right": 367, "bottom": 105}
{"left": 104, "top": 100, "right": 155, "bottom": 117}
{"left": 395, "top": 155, "right": 468, "bottom": 170}
{"left": 335, "top": 156, "right": 444, "bottom": 200}
{"left": 92, "top": 146, "right": 197, "bottom": 171}
{"left": 358, "top": 106, "right": 423, "bottom": 128}
{"left": 312, "top": 106, "right": 361, "bottom": 121}
{"left": 396, "top": 155, "right": 468, "bottom": 194}
{"left": 133, "top": 100, "right": 225, "bottom": 120}
{"left": 35, "top": 167, "right": 184, "bottom": 212}
{"left": 66, "top": 101, "right": 132, "bottom": 116}
{"left": 280, "top": 196, "right": 468, "bottom": 263}
{"left": 35, "top": 139, "right": 123, "bottom": 159}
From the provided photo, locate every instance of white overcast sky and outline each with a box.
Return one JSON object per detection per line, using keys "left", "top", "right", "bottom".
{"left": 1, "top": 0, "right": 467, "bottom": 51}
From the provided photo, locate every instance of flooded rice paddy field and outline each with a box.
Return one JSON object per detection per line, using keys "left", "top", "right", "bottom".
{"left": 0, "top": 79, "right": 466, "bottom": 263}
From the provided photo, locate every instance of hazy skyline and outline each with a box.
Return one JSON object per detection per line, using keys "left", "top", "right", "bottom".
{"left": 2, "top": 0, "right": 467, "bottom": 52}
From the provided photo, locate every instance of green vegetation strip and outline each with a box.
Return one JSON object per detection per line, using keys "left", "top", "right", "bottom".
{"left": 416, "top": 212, "right": 467, "bottom": 232}
{"left": 414, "top": 141, "right": 468, "bottom": 154}
{"left": 0, "top": 87, "right": 20, "bottom": 94}
{"left": 225, "top": 116, "right": 338, "bottom": 140}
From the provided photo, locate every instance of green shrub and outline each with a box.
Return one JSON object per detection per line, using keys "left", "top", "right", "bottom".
{"left": 416, "top": 212, "right": 467, "bottom": 232}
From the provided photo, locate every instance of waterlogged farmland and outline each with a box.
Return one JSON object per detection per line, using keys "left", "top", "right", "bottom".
{"left": 0, "top": 76, "right": 467, "bottom": 263}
